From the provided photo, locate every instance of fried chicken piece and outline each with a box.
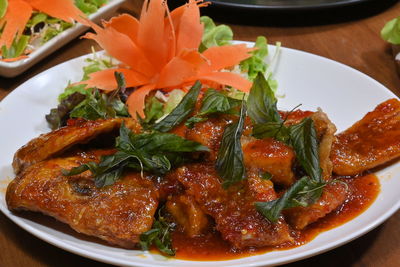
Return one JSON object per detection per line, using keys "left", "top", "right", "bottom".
{"left": 246, "top": 169, "right": 277, "bottom": 202}
{"left": 331, "top": 98, "right": 400, "bottom": 175}
{"left": 6, "top": 151, "right": 158, "bottom": 248}
{"left": 185, "top": 117, "right": 231, "bottom": 160}
{"left": 166, "top": 194, "right": 209, "bottom": 237}
{"left": 242, "top": 138, "right": 296, "bottom": 186}
{"left": 168, "top": 163, "right": 293, "bottom": 248}
{"left": 284, "top": 181, "right": 349, "bottom": 229}
{"left": 13, "top": 118, "right": 140, "bottom": 174}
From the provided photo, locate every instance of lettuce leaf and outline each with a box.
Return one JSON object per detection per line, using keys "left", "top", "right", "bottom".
{"left": 381, "top": 17, "right": 400, "bottom": 44}
{"left": 199, "top": 16, "right": 233, "bottom": 52}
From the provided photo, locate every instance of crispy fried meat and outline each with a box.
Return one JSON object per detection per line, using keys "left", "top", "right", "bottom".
{"left": 167, "top": 163, "right": 293, "bottom": 248}
{"left": 331, "top": 98, "right": 400, "bottom": 175}
{"left": 13, "top": 118, "right": 140, "bottom": 174}
{"left": 7, "top": 151, "right": 158, "bottom": 248}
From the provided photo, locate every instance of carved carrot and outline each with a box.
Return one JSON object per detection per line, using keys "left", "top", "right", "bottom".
{"left": 81, "top": 0, "right": 254, "bottom": 117}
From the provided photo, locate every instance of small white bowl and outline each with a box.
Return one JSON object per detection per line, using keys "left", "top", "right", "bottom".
{"left": 0, "top": 0, "right": 126, "bottom": 78}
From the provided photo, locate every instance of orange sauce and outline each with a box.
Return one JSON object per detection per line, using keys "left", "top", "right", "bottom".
{"left": 170, "top": 174, "right": 380, "bottom": 261}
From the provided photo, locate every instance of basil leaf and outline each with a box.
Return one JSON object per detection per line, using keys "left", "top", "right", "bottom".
{"left": 153, "top": 81, "right": 202, "bottom": 132}
{"left": 289, "top": 117, "right": 322, "bottom": 183}
{"left": 252, "top": 121, "right": 290, "bottom": 143}
{"left": 216, "top": 103, "right": 246, "bottom": 189}
{"left": 255, "top": 176, "right": 324, "bottom": 223}
{"left": 185, "top": 88, "right": 241, "bottom": 127}
{"left": 63, "top": 124, "right": 208, "bottom": 187}
{"left": 247, "top": 72, "right": 282, "bottom": 125}
{"left": 140, "top": 208, "right": 176, "bottom": 256}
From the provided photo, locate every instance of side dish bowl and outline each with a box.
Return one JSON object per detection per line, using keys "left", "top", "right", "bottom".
{"left": 0, "top": 0, "right": 125, "bottom": 78}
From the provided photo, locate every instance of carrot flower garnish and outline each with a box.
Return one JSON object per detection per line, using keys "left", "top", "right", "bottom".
{"left": 0, "top": 0, "right": 85, "bottom": 59}
{"left": 81, "top": 0, "right": 254, "bottom": 118}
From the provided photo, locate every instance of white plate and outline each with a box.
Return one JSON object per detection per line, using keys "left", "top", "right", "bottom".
{"left": 0, "top": 42, "right": 399, "bottom": 267}
{"left": 0, "top": 0, "right": 126, "bottom": 78}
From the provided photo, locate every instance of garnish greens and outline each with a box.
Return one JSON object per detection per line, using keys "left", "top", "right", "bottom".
{"left": 46, "top": 55, "right": 117, "bottom": 129}
{"left": 247, "top": 73, "right": 325, "bottom": 223}
{"left": 62, "top": 123, "right": 209, "bottom": 188}
{"left": 215, "top": 102, "right": 247, "bottom": 189}
{"left": 149, "top": 81, "right": 202, "bottom": 132}
{"left": 381, "top": 16, "right": 400, "bottom": 44}
{"left": 185, "top": 88, "right": 241, "bottom": 128}
{"left": 240, "top": 36, "right": 269, "bottom": 81}
{"left": 140, "top": 207, "right": 176, "bottom": 256}
{"left": 199, "top": 16, "right": 233, "bottom": 52}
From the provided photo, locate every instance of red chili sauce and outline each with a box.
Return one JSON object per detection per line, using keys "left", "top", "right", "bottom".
{"left": 168, "top": 174, "right": 380, "bottom": 261}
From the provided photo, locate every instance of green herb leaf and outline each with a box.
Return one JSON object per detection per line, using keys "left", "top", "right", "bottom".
{"left": 381, "top": 17, "right": 400, "bottom": 45}
{"left": 140, "top": 208, "right": 176, "bottom": 256}
{"left": 199, "top": 16, "right": 233, "bottom": 52}
{"left": 216, "top": 103, "right": 246, "bottom": 189}
{"left": 255, "top": 176, "right": 324, "bottom": 223}
{"left": 247, "top": 72, "right": 282, "bottom": 125}
{"left": 252, "top": 121, "right": 290, "bottom": 143}
{"left": 63, "top": 124, "right": 208, "bottom": 187}
{"left": 152, "top": 81, "right": 202, "bottom": 132}
{"left": 185, "top": 88, "right": 241, "bottom": 127}
{"left": 289, "top": 117, "right": 322, "bottom": 183}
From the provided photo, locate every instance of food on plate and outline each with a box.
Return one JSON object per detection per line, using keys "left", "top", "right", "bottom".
{"left": 0, "top": 0, "right": 107, "bottom": 61}
{"left": 7, "top": 151, "right": 159, "bottom": 248}
{"left": 5, "top": 0, "right": 400, "bottom": 260}
{"left": 331, "top": 98, "right": 400, "bottom": 175}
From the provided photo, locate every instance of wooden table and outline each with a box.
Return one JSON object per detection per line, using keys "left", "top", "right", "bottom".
{"left": 1, "top": 1, "right": 400, "bottom": 266}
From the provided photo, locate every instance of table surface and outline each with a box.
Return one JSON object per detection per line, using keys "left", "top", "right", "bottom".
{"left": 1, "top": 1, "right": 400, "bottom": 267}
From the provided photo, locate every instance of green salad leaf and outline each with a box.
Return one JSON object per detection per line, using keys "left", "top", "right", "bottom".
{"left": 0, "top": 0, "right": 8, "bottom": 19}
{"left": 75, "top": 0, "right": 107, "bottom": 14}
{"left": 1, "top": 35, "right": 30, "bottom": 59}
{"left": 216, "top": 103, "right": 246, "bottom": 189}
{"left": 381, "top": 17, "right": 400, "bottom": 44}
{"left": 240, "top": 36, "right": 269, "bottom": 81}
{"left": 199, "top": 16, "right": 233, "bottom": 52}
{"left": 45, "top": 92, "right": 87, "bottom": 130}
